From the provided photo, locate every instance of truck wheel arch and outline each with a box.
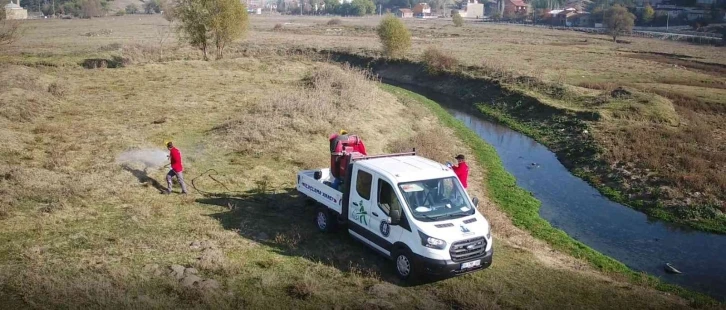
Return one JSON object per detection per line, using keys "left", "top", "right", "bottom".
{"left": 391, "top": 242, "right": 412, "bottom": 260}
{"left": 315, "top": 206, "right": 338, "bottom": 233}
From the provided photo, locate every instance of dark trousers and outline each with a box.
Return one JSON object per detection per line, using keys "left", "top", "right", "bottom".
{"left": 166, "top": 170, "right": 188, "bottom": 193}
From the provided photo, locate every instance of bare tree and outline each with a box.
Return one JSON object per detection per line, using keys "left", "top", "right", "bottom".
{"left": 157, "top": 21, "right": 173, "bottom": 61}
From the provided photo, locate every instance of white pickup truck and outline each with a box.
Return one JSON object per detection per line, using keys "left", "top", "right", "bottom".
{"left": 296, "top": 151, "right": 493, "bottom": 281}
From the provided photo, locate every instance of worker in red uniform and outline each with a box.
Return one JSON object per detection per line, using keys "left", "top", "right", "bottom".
{"left": 165, "top": 141, "right": 188, "bottom": 194}
{"left": 451, "top": 154, "right": 469, "bottom": 189}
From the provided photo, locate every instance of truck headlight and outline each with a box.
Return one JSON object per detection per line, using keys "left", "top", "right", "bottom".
{"left": 418, "top": 231, "right": 446, "bottom": 250}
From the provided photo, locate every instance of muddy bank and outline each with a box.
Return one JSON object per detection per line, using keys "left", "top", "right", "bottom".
{"left": 323, "top": 51, "right": 725, "bottom": 234}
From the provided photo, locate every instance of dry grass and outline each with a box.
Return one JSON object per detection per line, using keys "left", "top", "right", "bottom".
{"left": 327, "top": 18, "right": 343, "bottom": 26}
{"left": 0, "top": 16, "right": 713, "bottom": 308}
{"left": 421, "top": 47, "right": 459, "bottom": 74}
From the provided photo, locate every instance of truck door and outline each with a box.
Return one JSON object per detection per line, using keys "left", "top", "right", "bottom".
{"left": 348, "top": 167, "right": 378, "bottom": 249}
{"left": 368, "top": 177, "right": 405, "bottom": 248}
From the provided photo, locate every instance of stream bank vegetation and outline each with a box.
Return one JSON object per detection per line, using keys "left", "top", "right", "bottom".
{"left": 0, "top": 16, "right": 715, "bottom": 308}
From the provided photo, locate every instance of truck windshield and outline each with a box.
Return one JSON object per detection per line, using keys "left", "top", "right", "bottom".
{"left": 398, "top": 177, "right": 474, "bottom": 222}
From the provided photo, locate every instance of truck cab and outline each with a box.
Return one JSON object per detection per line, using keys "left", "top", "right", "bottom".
{"left": 297, "top": 152, "right": 493, "bottom": 280}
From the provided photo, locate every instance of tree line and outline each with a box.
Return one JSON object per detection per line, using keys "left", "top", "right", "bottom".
{"left": 9, "top": 0, "right": 174, "bottom": 18}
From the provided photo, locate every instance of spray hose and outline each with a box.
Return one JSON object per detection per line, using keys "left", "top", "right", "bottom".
{"left": 189, "top": 169, "right": 247, "bottom": 197}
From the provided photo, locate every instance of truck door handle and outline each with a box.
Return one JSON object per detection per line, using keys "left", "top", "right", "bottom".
{"left": 372, "top": 212, "right": 379, "bottom": 217}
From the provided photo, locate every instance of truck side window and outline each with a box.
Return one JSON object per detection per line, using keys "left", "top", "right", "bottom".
{"left": 377, "top": 180, "right": 401, "bottom": 216}
{"left": 356, "top": 170, "right": 372, "bottom": 200}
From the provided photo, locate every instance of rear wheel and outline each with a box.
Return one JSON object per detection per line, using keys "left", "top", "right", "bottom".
{"left": 315, "top": 207, "right": 337, "bottom": 233}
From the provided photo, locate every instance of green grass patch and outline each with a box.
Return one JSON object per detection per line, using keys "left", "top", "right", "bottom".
{"left": 380, "top": 84, "right": 719, "bottom": 307}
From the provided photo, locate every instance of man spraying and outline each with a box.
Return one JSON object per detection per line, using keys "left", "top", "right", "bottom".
{"left": 447, "top": 154, "right": 469, "bottom": 189}
{"left": 164, "top": 141, "right": 188, "bottom": 194}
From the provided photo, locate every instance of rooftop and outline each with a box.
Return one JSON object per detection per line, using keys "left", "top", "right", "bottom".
{"left": 355, "top": 155, "right": 455, "bottom": 184}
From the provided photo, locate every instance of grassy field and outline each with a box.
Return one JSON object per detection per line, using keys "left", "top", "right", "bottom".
{"left": 15, "top": 13, "right": 721, "bottom": 231}
{"left": 0, "top": 15, "right": 718, "bottom": 308}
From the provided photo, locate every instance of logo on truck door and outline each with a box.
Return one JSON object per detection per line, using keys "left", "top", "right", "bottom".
{"left": 351, "top": 201, "right": 368, "bottom": 225}
{"left": 380, "top": 221, "right": 390, "bottom": 237}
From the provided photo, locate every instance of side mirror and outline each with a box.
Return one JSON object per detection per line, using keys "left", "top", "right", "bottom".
{"left": 472, "top": 197, "right": 479, "bottom": 207}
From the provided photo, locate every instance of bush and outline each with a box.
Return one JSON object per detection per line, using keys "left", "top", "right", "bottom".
{"left": 376, "top": 14, "right": 411, "bottom": 58}
{"left": 452, "top": 12, "right": 463, "bottom": 27}
{"left": 421, "top": 47, "right": 459, "bottom": 74}
{"left": 144, "top": 0, "right": 161, "bottom": 14}
{"left": 125, "top": 3, "right": 139, "bottom": 14}
{"left": 327, "top": 18, "right": 342, "bottom": 25}
{"left": 81, "top": 0, "right": 103, "bottom": 18}
{"left": 689, "top": 17, "right": 709, "bottom": 30}
{"left": 273, "top": 23, "right": 283, "bottom": 31}
{"left": 115, "top": 10, "right": 125, "bottom": 16}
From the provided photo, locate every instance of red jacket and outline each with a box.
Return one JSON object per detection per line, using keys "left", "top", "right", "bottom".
{"left": 452, "top": 161, "right": 469, "bottom": 188}
{"left": 170, "top": 147, "right": 183, "bottom": 172}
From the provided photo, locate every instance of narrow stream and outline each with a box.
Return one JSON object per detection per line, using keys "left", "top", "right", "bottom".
{"left": 399, "top": 85, "right": 726, "bottom": 301}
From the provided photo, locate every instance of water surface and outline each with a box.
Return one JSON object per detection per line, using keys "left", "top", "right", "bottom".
{"left": 416, "top": 89, "right": 726, "bottom": 301}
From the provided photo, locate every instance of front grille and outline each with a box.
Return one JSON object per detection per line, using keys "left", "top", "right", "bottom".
{"left": 435, "top": 223, "right": 454, "bottom": 228}
{"left": 463, "top": 218, "right": 477, "bottom": 224}
{"left": 449, "top": 237, "right": 486, "bottom": 262}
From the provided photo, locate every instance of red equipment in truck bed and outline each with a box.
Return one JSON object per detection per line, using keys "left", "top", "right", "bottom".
{"left": 330, "top": 135, "right": 367, "bottom": 179}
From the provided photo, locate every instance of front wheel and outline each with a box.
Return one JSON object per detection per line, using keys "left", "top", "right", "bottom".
{"left": 393, "top": 249, "right": 418, "bottom": 282}
{"left": 315, "top": 207, "right": 337, "bottom": 233}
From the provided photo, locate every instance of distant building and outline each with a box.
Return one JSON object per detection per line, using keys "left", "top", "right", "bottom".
{"left": 4, "top": 0, "right": 27, "bottom": 20}
{"left": 548, "top": 7, "right": 592, "bottom": 27}
{"left": 246, "top": 0, "right": 263, "bottom": 9}
{"left": 413, "top": 3, "right": 432, "bottom": 17}
{"left": 396, "top": 8, "right": 414, "bottom": 18}
{"left": 458, "top": 0, "right": 484, "bottom": 18}
{"left": 504, "top": 0, "right": 527, "bottom": 16}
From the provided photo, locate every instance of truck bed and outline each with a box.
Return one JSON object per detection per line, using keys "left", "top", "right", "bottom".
{"left": 296, "top": 168, "right": 344, "bottom": 214}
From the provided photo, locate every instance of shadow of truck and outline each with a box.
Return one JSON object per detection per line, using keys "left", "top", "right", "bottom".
{"left": 198, "top": 188, "right": 422, "bottom": 286}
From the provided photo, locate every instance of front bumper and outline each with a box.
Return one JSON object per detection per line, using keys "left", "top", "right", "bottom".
{"left": 414, "top": 248, "right": 493, "bottom": 278}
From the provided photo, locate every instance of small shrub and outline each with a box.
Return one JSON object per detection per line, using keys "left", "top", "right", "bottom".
{"left": 273, "top": 23, "right": 283, "bottom": 31}
{"left": 327, "top": 18, "right": 342, "bottom": 26}
{"left": 47, "top": 82, "right": 68, "bottom": 97}
{"left": 452, "top": 12, "right": 464, "bottom": 27}
{"left": 115, "top": 10, "right": 125, "bottom": 16}
{"left": 125, "top": 3, "right": 139, "bottom": 14}
{"left": 376, "top": 14, "right": 411, "bottom": 58}
{"left": 286, "top": 272, "right": 319, "bottom": 300}
{"left": 421, "top": 47, "right": 459, "bottom": 74}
